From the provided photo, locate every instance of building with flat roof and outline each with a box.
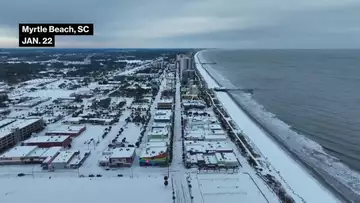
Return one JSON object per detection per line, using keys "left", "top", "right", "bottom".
{"left": 0, "top": 118, "right": 44, "bottom": 153}
{"left": 154, "top": 110, "right": 172, "bottom": 122}
{"left": 156, "top": 99, "right": 173, "bottom": 110}
{"left": 14, "top": 97, "right": 51, "bottom": 108}
{"left": 148, "top": 127, "right": 170, "bottom": 140}
{"left": 41, "top": 147, "right": 63, "bottom": 168}
{"left": 23, "top": 135, "right": 72, "bottom": 148}
{"left": 45, "top": 125, "right": 86, "bottom": 137}
{"left": 185, "top": 152, "right": 239, "bottom": 169}
{"left": 139, "top": 141, "right": 168, "bottom": 166}
{"left": 99, "top": 147, "right": 136, "bottom": 167}
{"left": 0, "top": 146, "right": 62, "bottom": 165}
{"left": 50, "top": 150, "right": 79, "bottom": 169}
{"left": 183, "top": 100, "right": 206, "bottom": 110}
{"left": 184, "top": 141, "right": 234, "bottom": 154}
{"left": 0, "top": 146, "right": 37, "bottom": 162}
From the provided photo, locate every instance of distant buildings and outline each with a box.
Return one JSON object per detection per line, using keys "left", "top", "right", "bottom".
{"left": 182, "top": 100, "right": 206, "bottom": 110}
{"left": 14, "top": 97, "right": 51, "bottom": 108}
{"left": 70, "top": 90, "right": 93, "bottom": 98}
{"left": 156, "top": 99, "right": 173, "bottom": 110}
{"left": 154, "top": 110, "right": 172, "bottom": 122}
{"left": 45, "top": 125, "right": 86, "bottom": 137}
{"left": 63, "top": 117, "right": 115, "bottom": 125}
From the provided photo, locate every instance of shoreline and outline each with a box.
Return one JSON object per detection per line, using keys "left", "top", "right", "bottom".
{"left": 193, "top": 50, "right": 348, "bottom": 203}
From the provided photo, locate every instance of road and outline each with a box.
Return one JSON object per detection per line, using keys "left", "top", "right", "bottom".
{"left": 169, "top": 68, "right": 191, "bottom": 203}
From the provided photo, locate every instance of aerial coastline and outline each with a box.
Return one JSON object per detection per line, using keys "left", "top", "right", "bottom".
{"left": 194, "top": 50, "right": 357, "bottom": 203}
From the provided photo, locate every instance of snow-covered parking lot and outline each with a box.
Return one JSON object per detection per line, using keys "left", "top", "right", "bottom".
{"left": 192, "top": 173, "right": 271, "bottom": 203}
{"left": 0, "top": 176, "right": 173, "bottom": 203}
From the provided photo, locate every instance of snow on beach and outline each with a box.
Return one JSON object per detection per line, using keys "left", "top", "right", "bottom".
{"left": 199, "top": 51, "right": 360, "bottom": 201}
{"left": 194, "top": 51, "right": 343, "bottom": 203}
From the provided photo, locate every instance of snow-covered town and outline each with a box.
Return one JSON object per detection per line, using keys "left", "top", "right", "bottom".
{"left": 0, "top": 50, "right": 344, "bottom": 203}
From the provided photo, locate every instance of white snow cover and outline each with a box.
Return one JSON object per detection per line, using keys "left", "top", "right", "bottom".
{"left": 194, "top": 51, "right": 342, "bottom": 203}
{"left": 190, "top": 173, "right": 269, "bottom": 203}
{"left": 0, "top": 177, "right": 173, "bottom": 203}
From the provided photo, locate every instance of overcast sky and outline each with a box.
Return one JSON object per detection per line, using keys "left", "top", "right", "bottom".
{"left": 0, "top": 0, "right": 360, "bottom": 48}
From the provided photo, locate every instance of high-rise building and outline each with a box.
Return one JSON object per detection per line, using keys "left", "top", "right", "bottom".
{"left": 181, "top": 69, "right": 195, "bottom": 85}
{"left": 176, "top": 54, "right": 192, "bottom": 81}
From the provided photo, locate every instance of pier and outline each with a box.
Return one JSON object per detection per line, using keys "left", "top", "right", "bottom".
{"left": 211, "top": 87, "right": 254, "bottom": 94}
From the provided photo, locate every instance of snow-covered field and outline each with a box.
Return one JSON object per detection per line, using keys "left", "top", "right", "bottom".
{"left": 0, "top": 176, "right": 173, "bottom": 203}
{"left": 190, "top": 173, "right": 269, "bottom": 203}
{"left": 194, "top": 51, "right": 343, "bottom": 203}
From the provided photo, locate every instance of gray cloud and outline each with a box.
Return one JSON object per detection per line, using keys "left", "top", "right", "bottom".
{"left": 0, "top": 0, "right": 360, "bottom": 48}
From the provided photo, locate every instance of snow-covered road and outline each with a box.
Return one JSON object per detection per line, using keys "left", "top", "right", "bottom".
{"left": 171, "top": 67, "right": 191, "bottom": 203}
{"left": 194, "top": 51, "right": 342, "bottom": 203}
{"left": 171, "top": 68, "right": 185, "bottom": 171}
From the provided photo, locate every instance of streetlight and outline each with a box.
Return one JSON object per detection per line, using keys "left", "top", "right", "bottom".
{"left": 32, "top": 165, "right": 35, "bottom": 179}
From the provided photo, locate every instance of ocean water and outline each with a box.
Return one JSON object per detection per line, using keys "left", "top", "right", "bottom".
{"left": 199, "top": 49, "right": 360, "bottom": 175}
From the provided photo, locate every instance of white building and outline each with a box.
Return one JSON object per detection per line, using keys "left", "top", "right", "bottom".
{"left": 50, "top": 150, "right": 78, "bottom": 169}
{"left": 99, "top": 147, "right": 136, "bottom": 167}
{"left": 176, "top": 54, "right": 192, "bottom": 81}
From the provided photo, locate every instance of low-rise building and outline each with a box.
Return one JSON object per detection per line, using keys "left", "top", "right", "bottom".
{"left": 49, "top": 150, "right": 79, "bottom": 169}
{"left": 154, "top": 110, "right": 172, "bottom": 122}
{"left": 23, "top": 135, "right": 72, "bottom": 148}
{"left": 148, "top": 126, "right": 170, "bottom": 140}
{"left": 68, "top": 151, "right": 91, "bottom": 169}
{"left": 45, "top": 125, "right": 86, "bottom": 137}
{"left": 156, "top": 99, "right": 173, "bottom": 110}
{"left": 41, "top": 147, "right": 62, "bottom": 168}
{"left": 0, "top": 146, "right": 38, "bottom": 164}
{"left": 185, "top": 152, "right": 239, "bottom": 169}
{"left": 184, "top": 141, "right": 234, "bottom": 154}
{"left": 63, "top": 117, "right": 115, "bottom": 125}
{"left": 183, "top": 100, "right": 206, "bottom": 110}
{"left": 0, "top": 146, "right": 62, "bottom": 165}
{"left": 70, "top": 90, "right": 93, "bottom": 98}
{"left": 14, "top": 97, "right": 51, "bottom": 108}
{"left": 139, "top": 141, "right": 168, "bottom": 166}
{"left": 99, "top": 147, "right": 136, "bottom": 167}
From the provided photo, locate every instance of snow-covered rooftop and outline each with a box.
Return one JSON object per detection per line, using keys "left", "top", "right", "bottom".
{"left": 46, "top": 125, "right": 85, "bottom": 134}
{"left": 0, "top": 146, "right": 38, "bottom": 158}
{"left": 0, "top": 118, "right": 42, "bottom": 139}
{"left": 110, "top": 147, "right": 135, "bottom": 158}
{"left": 52, "top": 150, "right": 77, "bottom": 164}
{"left": 23, "top": 135, "right": 70, "bottom": 144}
{"left": 141, "top": 142, "right": 168, "bottom": 158}
{"left": 184, "top": 141, "right": 233, "bottom": 153}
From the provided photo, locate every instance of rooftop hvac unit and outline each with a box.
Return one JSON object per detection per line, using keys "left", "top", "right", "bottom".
{"left": 11, "top": 127, "right": 20, "bottom": 132}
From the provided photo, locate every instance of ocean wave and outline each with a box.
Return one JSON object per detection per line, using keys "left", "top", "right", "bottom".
{"left": 204, "top": 63, "right": 360, "bottom": 201}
